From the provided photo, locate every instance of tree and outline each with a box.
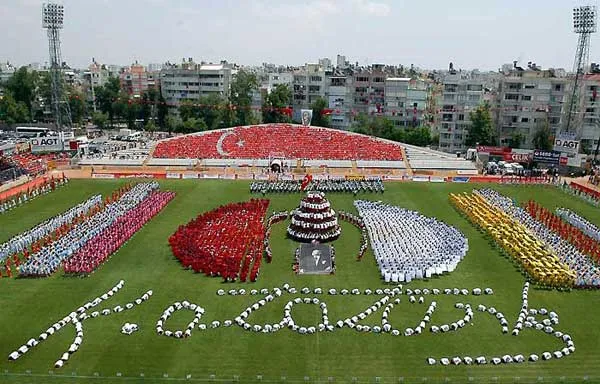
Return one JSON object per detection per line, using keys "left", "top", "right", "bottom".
{"left": 92, "top": 111, "right": 108, "bottom": 129}
{"left": 229, "top": 70, "right": 258, "bottom": 126}
{"left": 404, "top": 126, "right": 432, "bottom": 147}
{"left": 5, "top": 67, "right": 37, "bottom": 114}
{"left": 157, "top": 91, "right": 168, "bottom": 129}
{"left": 262, "top": 84, "right": 291, "bottom": 123}
{"left": 532, "top": 116, "right": 553, "bottom": 150}
{"left": 144, "top": 119, "right": 157, "bottom": 133}
{"left": 95, "top": 77, "right": 122, "bottom": 126}
{"left": 68, "top": 89, "right": 87, "bottom": 125}
{"left": 0, "top": 93, "right": 29, "bottom": 124}
{"left": 509, "top": 132, "right": 525, "bottom": 149}
{"left": 165, "top": 115, "right": 183, "bottom": 133}
{"left": 465, "top": 103, "right": 495, "bottom": 146}
{"left": 179, "top": 94, "right": 226, "bottom": 130}
{"left": 180, "top": 117, "right": 207, "bottom": 133}
{"left": 310, "top": 97, "right": 330, "bottom": 128}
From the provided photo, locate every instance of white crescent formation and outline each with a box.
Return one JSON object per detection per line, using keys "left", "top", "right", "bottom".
{"left": 216, "top": 130, "right": 235, "bottom": 157}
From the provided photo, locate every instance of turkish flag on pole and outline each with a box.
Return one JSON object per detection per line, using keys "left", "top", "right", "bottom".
{"left": 301, "top": 174, "right": 313, "bottom": 191}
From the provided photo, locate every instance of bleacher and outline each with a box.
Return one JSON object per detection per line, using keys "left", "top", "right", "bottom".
{"left": 404, "top": 145, "right": 477, "bottom": 171}
{"left": 153, "top": 124, "right": 405, "bottom": 161}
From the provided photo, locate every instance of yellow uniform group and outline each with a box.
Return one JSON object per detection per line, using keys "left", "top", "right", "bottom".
{"left": 450, "top": 193, "right": 576, "bottom": 288}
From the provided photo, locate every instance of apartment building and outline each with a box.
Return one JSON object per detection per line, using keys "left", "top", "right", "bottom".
{"left": 328, "top": 75, "right": 351, "bottom": 130}
{"left": 351, "top": 65, "right": 386, "bottom": 117}
{"left": 120, "top": 63, "right": 150, "bottom": 97}
{"left": 384, "top": 77, "right": 428, "bottom": 128}
{"left": 577, "top": 74, "right": 600, "bottom": 152}
{"left": 292, "top": 64, "right": 328, "bottom": 121}
{"left": 437, "top": 73, "right": 484, "bottom": 153}
{"left": 496, "top": 66, "right": 567, "bottom": 149}
{"left": 160, "top": 60, "right": 233, "bottom": 113}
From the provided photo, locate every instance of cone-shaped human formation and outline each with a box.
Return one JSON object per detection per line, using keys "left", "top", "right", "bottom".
{"left": 287, "top": 191, "right": 341, "bottom": 243}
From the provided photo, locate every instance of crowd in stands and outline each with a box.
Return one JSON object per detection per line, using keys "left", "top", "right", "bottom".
{"left": 475, "top": 189, "right": 600, "bottom": 287}
{"left": 250, "top": 178, "right": 385, "bottom": 194}
{"left": 10, "top": 152, "right": 70, "bottom": 176}
{"left": 63, "top": 190, "right": 175, "bottom": 274}
{"left": 525, "top": 203, "right": 600, "bottom": 263}
{"left": 153, "top": 124, "right": 403, "bottom": 161}
{"left": 1, "top": 175, "right": 69, "bottom": 214}
{"left": 18, "top": 183, "right": 159, "bottom": 277}
{"left": 556, "top": 208, "right": 600, "bottom": 242}
{"left": 169, "top": 199, "right": 270, "bottom": 282}
{"left": 354, "top": 200, "right": 468, "bottom": 283}
{"left": 450, "top": 191, "right": 576, "bottom": 288}
{"left": 0, "top": 157, "right": 27, "bottom": 184}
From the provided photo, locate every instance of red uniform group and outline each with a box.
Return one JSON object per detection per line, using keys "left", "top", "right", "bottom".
{"left": 525, "top": 200, "right": 600, "bottom": 262}
{"left": 169, "top": 199, "right": 270, "bottom": 282}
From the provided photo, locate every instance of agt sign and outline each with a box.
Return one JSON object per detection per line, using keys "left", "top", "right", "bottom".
{"left": 553, "top": 138, "right": 580, "bottom": 155}
{"left": 30, "top": 136, "right": 64, "bottom": 153}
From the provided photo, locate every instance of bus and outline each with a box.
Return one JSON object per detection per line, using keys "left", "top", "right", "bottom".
{"left": 15, "top": 127, "right": 51, "bottom": 138}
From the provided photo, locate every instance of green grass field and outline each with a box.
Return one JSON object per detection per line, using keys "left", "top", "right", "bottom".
{"left": 0, "top": 180, "right": 599, "bottom": 384}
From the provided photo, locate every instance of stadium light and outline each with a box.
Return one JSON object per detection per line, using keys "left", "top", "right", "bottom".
{"left": 573, "top": 6, "right": 597, "bottom": 34}
{"left": 42, "top": 3, "right": 64, "bottom": 30}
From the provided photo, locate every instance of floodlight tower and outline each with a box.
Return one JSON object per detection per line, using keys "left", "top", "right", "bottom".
{"left": 42, "top": 3, "right": 72, "bottom": 130}
{"left": 565, "top": 5, "right": 597, "bottom": 134}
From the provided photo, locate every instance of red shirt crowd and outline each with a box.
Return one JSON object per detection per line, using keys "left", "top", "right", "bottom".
{"left": 169, "top": 199, "right": 270, "bottom": 282}
{"left": 525, "top": 200, "right": 600, "bottom": 262}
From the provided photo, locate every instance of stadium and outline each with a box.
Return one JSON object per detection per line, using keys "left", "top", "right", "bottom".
{"left": 72, "top": 124, "right": 479, "bottom": 180}
{"left": 1, "top": 122, "right": 600, "bottom": 384}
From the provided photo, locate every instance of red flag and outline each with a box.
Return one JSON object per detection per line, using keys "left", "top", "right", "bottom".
{"left": 300, "top": 174, "right": 313, "bottom": 191}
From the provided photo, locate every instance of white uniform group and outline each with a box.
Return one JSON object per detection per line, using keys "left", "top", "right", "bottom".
{"left": 19, "top": 182, "right": 161, "bottom": 277}
{"left": 556, "top": 208, "right": 600, "bottom": 242}
{"left": 354, "top": 200, "right": 468, "bottom": 283}
{"left": 0, "top": 195, "right": 102, "bottom": 264}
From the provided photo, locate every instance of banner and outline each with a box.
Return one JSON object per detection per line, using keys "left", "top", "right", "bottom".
{"left": 30, "top": 136, "right": 63, "bottom": 153}
{"left": 430, "top": 176, "right": 446, "bottom": 183}
{"left": 112, "top": 173, "right": 166, "bottom": 179}
{"left": 345, "top": 175, "right": 366, "bottom": 181}
{"left": 553, "top": 135, "right": 580, "bottom": 155}
{"left": 456, "top": 170, "right": 478, "bottom": 175}
{"left": 166, "top": 172, "right": 181, "bottom": 179}
{"left": 91, "top": 173, "right": 115, "bottom": 179}
{"left": 300, "top": 109, "right": 313, "bottom": 126}
{"left": 533, "top": 150, "right": 561, "bottom": 165}
{"left": 412, "top": 176, "right": 429, "bottom": 182}
{"left": 503, "top": 152, "right": 532, "bottom": 163}
{"left": 452, "top": 177, "right": 470, "bottom": 183}
{"left": 476, "top": 146, "right": 510, "bottom": 155}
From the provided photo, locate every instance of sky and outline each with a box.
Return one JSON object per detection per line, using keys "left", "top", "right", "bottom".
{"left": 1, "top": 0, "right": 599, "bottom": 71}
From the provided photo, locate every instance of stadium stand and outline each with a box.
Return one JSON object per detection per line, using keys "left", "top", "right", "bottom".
{"left": 0, "top": 157, "right": 27, "bottom": 184}
{"left": 404, "top": 145, "right": 477, "bottom": 171}
{"left": 153, "top": 124, "right": 404, "bottom": 161}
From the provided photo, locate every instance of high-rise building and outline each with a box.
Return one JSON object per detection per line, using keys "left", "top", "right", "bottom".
{"left": 292, "top": 63, "right": 328, "bottom": 121}
{"left": 576, "top": 73, "right": 600, "bottom": 152}
{"left": 384, "top": 78, "right": 428, "bottom": 128}
{"left": 120, "top": 63, "right": 155, "bottom": 97}
{"left": 160, "top": 60, "right": 233, "bottom": 113}
{"left": 436, "top": 73, "right": 484, "bottom": 152}
{"left": 496, "top": 65, "right": 567, "bottom": 148}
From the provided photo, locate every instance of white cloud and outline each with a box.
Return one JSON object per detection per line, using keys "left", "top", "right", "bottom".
{"left": 353, "top": 0, "right": 391, "bottom": 17}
